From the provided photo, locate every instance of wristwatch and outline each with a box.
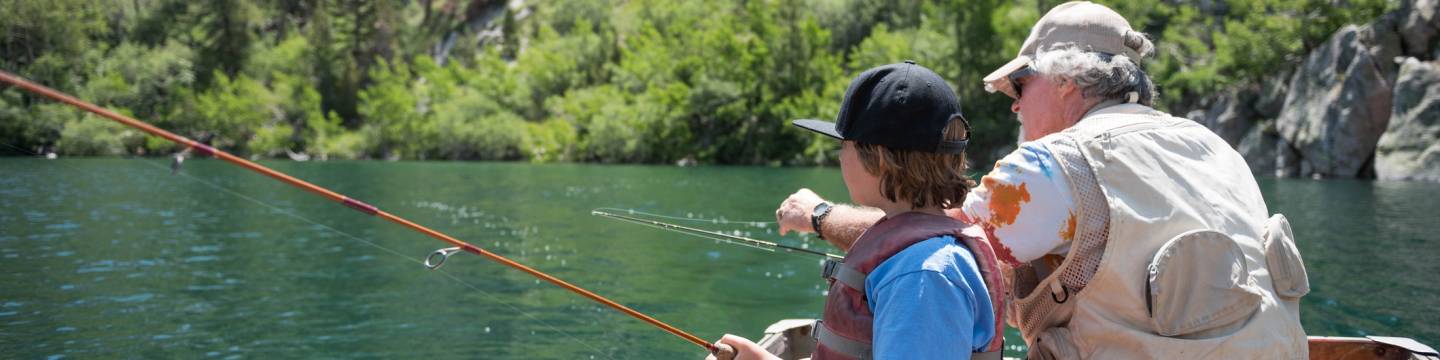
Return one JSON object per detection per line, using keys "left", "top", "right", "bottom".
{"left": 811, "top": 202, "right": 833, "bottom": 240}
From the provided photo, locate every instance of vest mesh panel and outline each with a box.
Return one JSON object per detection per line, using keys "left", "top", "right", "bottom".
{"left": 1053, "top": 137, "right": 1109, "bottom": 292}
{"left": 1009, "top": 137, "right": 1111, "bottom": 340}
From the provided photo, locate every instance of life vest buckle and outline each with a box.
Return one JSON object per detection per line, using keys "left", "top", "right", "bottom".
{"left": 821, "top": 259, "right": 841, "bottom": 280}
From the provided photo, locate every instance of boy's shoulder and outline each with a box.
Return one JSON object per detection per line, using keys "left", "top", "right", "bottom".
{"left": 872, "top": 235, "right": 979, "bottom": 284}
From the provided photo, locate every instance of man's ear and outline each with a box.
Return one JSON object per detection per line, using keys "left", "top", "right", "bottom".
{"left": 1058, "top": 79, "right": 1081, "bottom": 99}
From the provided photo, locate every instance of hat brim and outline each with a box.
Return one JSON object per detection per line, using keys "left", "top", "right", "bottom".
{"left": 792, "top": 119, "right": 844, "bottom": 140}
{"left": 982, "top": 55, "right": 1033, "bottom": 92}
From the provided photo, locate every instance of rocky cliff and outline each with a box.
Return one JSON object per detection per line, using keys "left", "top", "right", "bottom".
{"left": 1186, "top": 0, "right": 1440, "bottom": 181}
{"left": 1377, "top": 58, "right": 1440, "bottom": 181}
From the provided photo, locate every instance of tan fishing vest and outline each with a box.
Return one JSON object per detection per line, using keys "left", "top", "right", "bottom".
{"left": 1009, "top": 104, "right": 1311, "bottom": 359}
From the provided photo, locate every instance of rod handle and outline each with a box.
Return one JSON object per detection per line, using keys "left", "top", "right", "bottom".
{"left": 711, "top": 343, "right": 737, "bottom": 360}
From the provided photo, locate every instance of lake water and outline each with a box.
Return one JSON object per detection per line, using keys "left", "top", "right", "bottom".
{"left": 2, "top": 158, "right": 1437, "bottom": 358}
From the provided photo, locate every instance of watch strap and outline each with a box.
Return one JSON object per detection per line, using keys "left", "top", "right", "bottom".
{"left": 812, "top": 202, "right": 832, "bottom": 240}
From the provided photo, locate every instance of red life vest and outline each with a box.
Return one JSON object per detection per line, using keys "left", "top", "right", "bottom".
{"left": 813, "top": 212, "right": 1007, "bottom": 360}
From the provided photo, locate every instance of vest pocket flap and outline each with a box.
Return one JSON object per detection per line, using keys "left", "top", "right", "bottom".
{"left": 1263, "top": 214, "right": 1310, "bottom": 300}
{"left": 1027, "top": 326, "right": 1080, "bottom": 360}
{"left": 1147, "top": 230, "right": 1262, "bottom": 337}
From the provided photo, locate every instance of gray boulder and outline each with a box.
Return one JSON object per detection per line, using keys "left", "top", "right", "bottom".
{"left": 1210, "top": 0, "right": 1438, "bottom": 179}
{"left": 1276, "top": 24, "right": 1396, "bottom": 178}
{"left": 1237, "top": 120, "right": 1278, "bottom": 175}
{"left": 1255, "top": 72, "right": 1291, "bottom": 119}
{"left": 1237, "top": 120, "right": 1306, "bottom": 178}
{"left": 1376, "top": 58, "right": 1440, "bottom": 181}
{"left": 1191, "top": 87, "right": 1260, "bottom": 147}
{"left": 1398, "top": 0, "right": 1440, "bottom": 58}
{"left": 1276, "top": 136, "right": 1305, "bottom": 178}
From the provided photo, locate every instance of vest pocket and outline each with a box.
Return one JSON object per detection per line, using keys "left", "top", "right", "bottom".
{"left": 1026, "top": 326, "right": 1080, "bottom": 360}
{"left": 1146, "top": 230, "right": 1263, "bottom": 338}
{"left": 1262, "top": 214, "right": 1310, "bottom": 300}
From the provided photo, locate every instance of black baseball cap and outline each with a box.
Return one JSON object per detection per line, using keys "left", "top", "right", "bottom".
{"left": 793, "top": 60, "right": 970, "bottom": 154}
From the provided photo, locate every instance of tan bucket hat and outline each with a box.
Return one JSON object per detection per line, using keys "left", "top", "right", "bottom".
{"left": 983, "top": 1, "right": 1148, "bottom": 99}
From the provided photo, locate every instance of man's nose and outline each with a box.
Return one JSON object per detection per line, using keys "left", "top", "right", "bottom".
{"left": 1011, "top": 100, "right": 1021, "bottom": 115}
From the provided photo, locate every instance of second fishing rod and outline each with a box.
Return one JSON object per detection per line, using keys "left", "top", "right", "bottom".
{"left": 591, "top": 209, "right": 844, "bottom": 261}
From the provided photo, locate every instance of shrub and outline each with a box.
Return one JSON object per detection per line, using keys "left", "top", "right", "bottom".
{"left": 56, "top": 111, "right": 144, "bottom": 156}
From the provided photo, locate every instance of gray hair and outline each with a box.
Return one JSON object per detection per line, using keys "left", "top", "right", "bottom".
{"left": 1031, "top": 43, "right": 1157, "bottom": 106}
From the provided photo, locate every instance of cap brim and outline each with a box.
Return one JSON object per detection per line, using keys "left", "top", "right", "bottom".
{"left": 792, "top": 119, "right": 843, "bottom": 140}
{"left": 982, "top": 55, "right": 1033, "bottom": 88}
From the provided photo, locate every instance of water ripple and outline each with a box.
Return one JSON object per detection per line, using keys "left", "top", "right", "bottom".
{"left": 45, "top": 221, "right": 80, "bottom": 231}
{"left": 24, "top": 210, "right": 49, "bottom": 222}
{"left": 76, "top": 260, "right": 115, "bottom": 274}
{"left": 111, "top": 293, "right": 154, "bottom": 303}
{"left": 190, "top": 245, "right": 222, "bottom": 253}
{"left": 183, "top": 255, "right": 219, "bottom": 263}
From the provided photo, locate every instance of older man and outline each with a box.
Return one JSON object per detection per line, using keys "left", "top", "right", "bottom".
{"left": 775, "top": 2, "right": 1310, "bottom": 358}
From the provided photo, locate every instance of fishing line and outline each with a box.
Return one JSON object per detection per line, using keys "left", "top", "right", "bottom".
{"left": 591, "top": 207, "right": 775, "bottom": 227}
{"left": 592, "top": 209, "right": 842, "bottom": 261}
{"left": 2, "top": 142, "right": 619, "bottom": 359}
{"left": 596, "top": 211, "right": 779, "bottom": 254}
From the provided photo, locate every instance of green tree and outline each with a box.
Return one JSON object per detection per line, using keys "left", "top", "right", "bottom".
{"left": 176, "top": 72, "right": 275, "bottom": 151}
{"left": 197, "top": 0, "right": 260, "bottom": 86}
{"left": 359, "top": 59, "right": 433, "bottom": 159}
{"left": 1094, "top": 0, "right": 1391, "bottom": 110}
{"left": 0, "top": 0, "right": 1403, "bottom": 164}
{"left": 0, "top": 0, "right": 107, "bottom": 88}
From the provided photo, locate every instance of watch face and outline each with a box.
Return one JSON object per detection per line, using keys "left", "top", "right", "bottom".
{"left": 812, "top": 203, "right": 831, "bottom": 239}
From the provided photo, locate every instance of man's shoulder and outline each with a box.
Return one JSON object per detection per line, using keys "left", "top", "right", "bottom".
{"left": 964, "top": 138, "right": 1079, "bottom": 265}
{"left": 982, "top": 140, "right": 1070, "bottom": 188}
{"left": 1061, "top": 104, "right": 1194, "bottom": 139}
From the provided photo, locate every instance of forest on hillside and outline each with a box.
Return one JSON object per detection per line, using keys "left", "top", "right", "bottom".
{"left": 0, "top": 0, "right": 1392, "bottom": 165}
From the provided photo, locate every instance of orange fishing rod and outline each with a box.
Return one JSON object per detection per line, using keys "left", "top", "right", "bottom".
{"left": 0, "top": 70, "right": 730, "bottom": 355}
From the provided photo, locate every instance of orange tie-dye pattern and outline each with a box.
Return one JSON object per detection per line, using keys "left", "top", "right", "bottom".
{"left": 982, "top": 224, "right": 1022, "bottom": 266}
{"left": 978, "top": 176, "right": 1033, "bottom": 266}
{"left": 1058, "top": 211, "right": 1078, "bottom": 242}
{"left": 983, "top": 178, "right": 1031, "bottom": 228}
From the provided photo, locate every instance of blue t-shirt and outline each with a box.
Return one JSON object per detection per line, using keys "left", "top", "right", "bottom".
{"left": 864, "top": 235, "right": 996, "bottom": 360}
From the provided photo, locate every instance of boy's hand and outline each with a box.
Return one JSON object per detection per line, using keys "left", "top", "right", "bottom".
{"left": 704, "top": 334, "right": 779, "bottom": 360}
{"left": 775, "top": 188, "right": 825, "bottom": 236}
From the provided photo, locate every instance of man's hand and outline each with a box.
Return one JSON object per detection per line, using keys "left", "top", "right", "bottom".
{"left": 775, "top": 188, "right": 826, "bottom": 236}
{"left": 704, "top": 334, "right": 780, "bottom": 360}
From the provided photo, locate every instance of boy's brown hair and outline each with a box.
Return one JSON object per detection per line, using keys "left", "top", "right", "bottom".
{"left": 853, "top": 119, "right": 976, "bottom": 209}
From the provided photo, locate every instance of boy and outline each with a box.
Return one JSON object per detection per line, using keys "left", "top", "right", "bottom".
{"left": 709, "top": 61, "right": 1006, "bottom": 360}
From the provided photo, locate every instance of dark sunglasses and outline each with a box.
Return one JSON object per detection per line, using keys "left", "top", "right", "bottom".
{"left": 1006, "top": 67, "right": 1036, "bottom": 99}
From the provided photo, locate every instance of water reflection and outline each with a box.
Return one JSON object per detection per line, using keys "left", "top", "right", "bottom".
{"left": 1259, "top": 178, "right": 1440, "bottom": 343}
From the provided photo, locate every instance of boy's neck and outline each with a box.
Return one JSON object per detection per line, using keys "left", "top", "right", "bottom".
{"left": 876, "top": 203, "right": 946, "bottom": 219}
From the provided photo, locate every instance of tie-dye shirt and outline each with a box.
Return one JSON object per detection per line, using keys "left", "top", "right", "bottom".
{"left": 960, "top": 142, "right": 1077, "bottom": 267}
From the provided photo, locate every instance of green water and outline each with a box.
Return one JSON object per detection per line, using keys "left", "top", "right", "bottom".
{"left": 2, "top": 158, "right": 1437, "bottom": 358}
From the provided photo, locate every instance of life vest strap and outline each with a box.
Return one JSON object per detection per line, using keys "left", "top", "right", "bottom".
{"left": 814, "top": 319, "right": 1006, "bottom": 359}
{"left": 821, "top": 259, "right": 867, "bottom": 293}
{"left": 973, "top": 349, "right": 1003, "bottom": 360}
{"left": 814, "top": 320, "right": 871, "bottom": 360}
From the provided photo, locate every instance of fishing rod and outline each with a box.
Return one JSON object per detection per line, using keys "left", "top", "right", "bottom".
{"left": 591, "top": 209, "right": 843, "bottom": 261}
{"left": 0, "top": 70, "right": 733, "bottom": 357}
